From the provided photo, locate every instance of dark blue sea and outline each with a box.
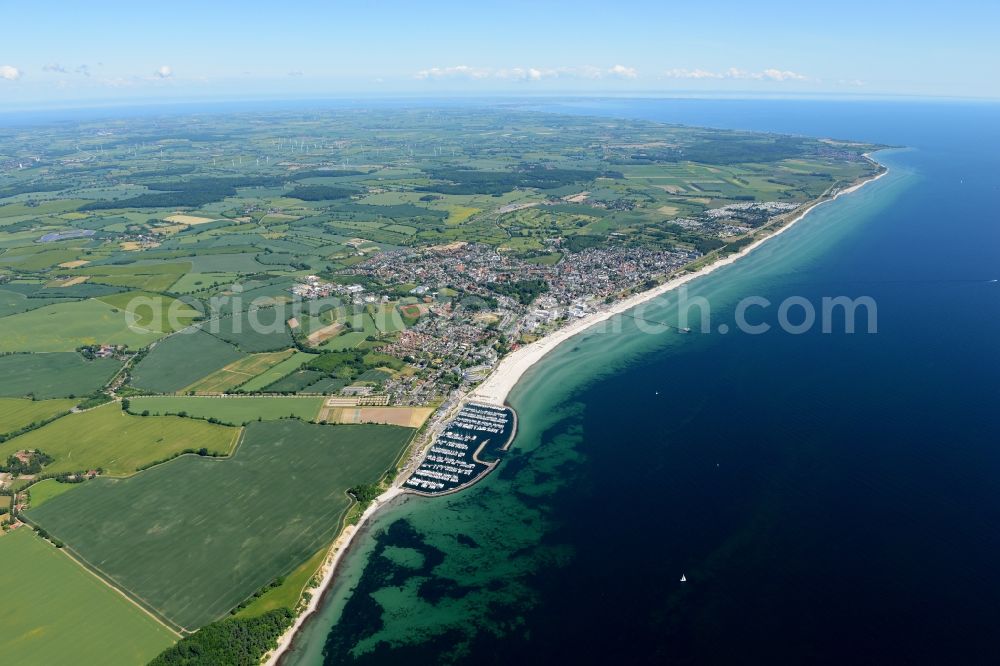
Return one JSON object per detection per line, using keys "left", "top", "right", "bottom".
{"left": 282, "top": 98, "right": 1000, "bottom": 666}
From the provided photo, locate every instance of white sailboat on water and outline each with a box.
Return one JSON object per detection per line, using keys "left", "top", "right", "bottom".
{"left": 680, "top": 574, "right": 687, "bottom": 583}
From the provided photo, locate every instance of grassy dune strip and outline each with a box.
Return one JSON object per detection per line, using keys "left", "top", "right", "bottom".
{"left": 234, "top": 547, "right": 328, "bottom": 618}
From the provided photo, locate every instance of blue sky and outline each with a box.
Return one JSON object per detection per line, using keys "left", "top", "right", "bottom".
{"left": 2, "top": 0, "right": 998, "bottom": 107}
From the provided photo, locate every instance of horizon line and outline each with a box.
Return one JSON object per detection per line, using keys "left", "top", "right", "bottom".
{"left": 3, "top": 90, "right": 999, "bottom": 117}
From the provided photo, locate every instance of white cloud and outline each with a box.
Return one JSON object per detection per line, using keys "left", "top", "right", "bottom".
{"left": 608, "top": 64, "right": 638, "bottom": 79}
{"left": 415, "top": 65, "right": 491, "bottom": 80}
{"left": 76, "top": 64, "right": 91, "bottom": 77}
{"left": 664, "top": 68, "right": 723, "bottom": 79}
{"left": 154, "top": 65, "right": 173, "bottom": 79}
{"left": 494, "top": 67, "right": 554, "bottom": 81}
{"left": 1, "top": 65, "right": 22, "bottom": 81}
{"left": 664, "top": 67, "right": 808, "bottom": 82}
{"left": 560, "top": 64, "right": 638, "bottom": 79}
{"left": 760, "top": 68, "right": 807, "bottom": 81}
{"left": 287, "top": 70, "right": 304, "bottom": 77}
{"left": 416, "top": 64, "right": 638, "bottom": 81}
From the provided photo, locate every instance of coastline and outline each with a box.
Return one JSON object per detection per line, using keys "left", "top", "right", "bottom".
{"left": 263, "top": 157, "right": 888, "bottom": 665}
{"left": 263, "top": 487, "right": 403, "bottom": 666}
{"left": 470, "top": 159, "right": 888, "bottom": 406}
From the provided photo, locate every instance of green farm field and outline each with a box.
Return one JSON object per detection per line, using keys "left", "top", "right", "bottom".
{"left": 95, "top": 291, "right": 200, "bottom": 333}
{"left": 183, "top": 349, "right": 294, "bottom": 393}
{"left": 74, "top": 262, "right": 194, "bottom": 278}
{"left": 262, "top": 369, "right": 324, "bottom": 393}
{"left": 238, "top": 350, "right": 314, "bottom": 391}
{"left": 129, "top": 395, "right": 324, "bottom": 424}
{"left": 201, "top": 310, "right": 294, "bottom": 352}
{"left": 0, "top": 298, "right": 169, "bottom": 352}
{"left": 0, "top": 247, "right": 87, "bottom": 271}
{"left": 0, "top": 403, "right": 240, "bottom": 476}
{"left": 130, "top": 329, "right": 245, "bottom": 393}
{"left": 26, "top": 478, "right": 81, "bottom": 508}
{"left": 26, "top": 420, "right": 414, "bottom": 630}
{"left": 0, "top": 287, "right": 65, "bottom": 317}
{"left": 321, "top": 330, "right": 368, "bottom": 350}
{"left": 0, "top": 529, "right": 176, "bottom": 666}
{"left": 90, "top": 271, "right": 185, "bottom": 293}
{"left": 167, "top": 272, "right": 240, "bottom": 294}
{"left": 0, "top": 397, "right": 77, "bottom": 434}
{"left": 0, "top": 199, "right": 92, "bottom": 218}
{"left": 0, "top": 353, "right": 122, "bottom": 399}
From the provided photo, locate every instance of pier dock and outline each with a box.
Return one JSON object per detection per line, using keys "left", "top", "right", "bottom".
{"left": 403, "top": 401, "right": 516, "bottom": 496}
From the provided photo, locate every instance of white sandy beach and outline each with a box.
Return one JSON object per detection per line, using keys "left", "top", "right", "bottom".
{"left": 263, "top": 160, "right": 887, "bottom": 665}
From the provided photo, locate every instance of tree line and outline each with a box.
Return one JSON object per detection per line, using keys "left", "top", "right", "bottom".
{"left": 147, "top": 608, "right": 294, "bottom": 665}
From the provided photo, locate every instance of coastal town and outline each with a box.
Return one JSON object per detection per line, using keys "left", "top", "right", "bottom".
{"left": 351, "top": 240, "right": 697, "bottom": 400}
{"left": 275, "top": 198, "right": 812, "bottom": 406}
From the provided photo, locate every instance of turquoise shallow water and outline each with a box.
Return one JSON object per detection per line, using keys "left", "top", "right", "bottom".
{"left": 283, "top": 100, "right": 1000, "bottom": 665}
